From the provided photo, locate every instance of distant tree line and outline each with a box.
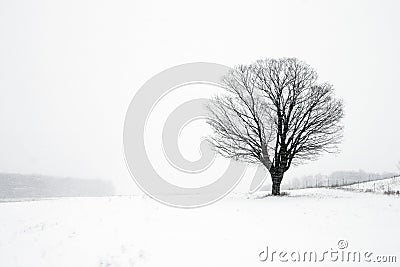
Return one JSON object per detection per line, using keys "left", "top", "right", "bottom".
{"left": 0, "top": 173, "right": 115, "bottom": 200}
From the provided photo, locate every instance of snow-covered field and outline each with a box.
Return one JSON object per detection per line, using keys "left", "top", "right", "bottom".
{"left": 0, "top": 188, "right": 399, "bottom": 267}
{"left": 342, "top": 176, "right": 400, "bottom": 194}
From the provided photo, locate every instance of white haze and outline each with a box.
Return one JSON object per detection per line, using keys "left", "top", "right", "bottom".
{"left": 0, "top": 0, "right": 400, "bottom": 194}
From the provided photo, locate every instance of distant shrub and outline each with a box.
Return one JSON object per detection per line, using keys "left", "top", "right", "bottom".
{"left": 384, "top": 191, "right": 396, "bottom": 195}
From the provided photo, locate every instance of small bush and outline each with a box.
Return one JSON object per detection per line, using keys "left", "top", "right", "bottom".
{"left": 384, "top": 190, "right": 396, "bottom": 195}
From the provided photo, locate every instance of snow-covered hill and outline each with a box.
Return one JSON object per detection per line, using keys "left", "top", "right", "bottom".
{"left": 0, "top": 188, "right": 399, "bottom": 267}
{"left": 341, "top": 175, "right": 400, "bottom": 194}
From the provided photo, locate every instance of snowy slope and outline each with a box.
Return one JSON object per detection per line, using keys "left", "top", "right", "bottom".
{"left": 342, "top": 176, "right": 400, "bottom": 193}
{"left": 0, "top": 189, "right": 399, "bottom": 267}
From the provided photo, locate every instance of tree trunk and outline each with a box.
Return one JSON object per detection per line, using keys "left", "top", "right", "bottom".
{"left": 271, "top": 173, "right": 283, "bottom": 196}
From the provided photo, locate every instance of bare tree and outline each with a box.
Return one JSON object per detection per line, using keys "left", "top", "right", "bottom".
{"left": 207, "top": 58, "right": 344, "bottom": 195}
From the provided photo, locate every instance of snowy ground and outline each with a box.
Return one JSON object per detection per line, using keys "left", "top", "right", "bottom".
{"left": 0, "top": 188, "right": 399, "bottom": 267}
{"left": 341, "top": 176, "right": 400, "bottom": 194}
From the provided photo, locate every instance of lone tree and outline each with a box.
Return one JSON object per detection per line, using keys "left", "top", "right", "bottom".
{"left": 207, "top": 58, "right": 344, "bottom": 195}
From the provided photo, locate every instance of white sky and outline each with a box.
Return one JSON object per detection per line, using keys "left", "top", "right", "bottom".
{"left": 1, "top": 0, "right": 399, "bottom": 194}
